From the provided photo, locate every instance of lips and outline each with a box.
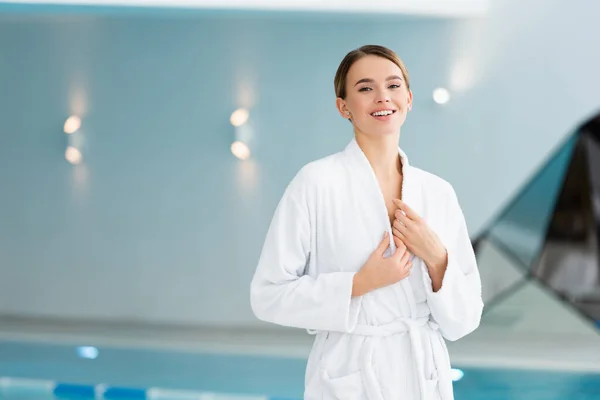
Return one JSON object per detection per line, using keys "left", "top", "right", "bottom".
{"left": 370, "top": 109, "right": 397, "bottom": 117}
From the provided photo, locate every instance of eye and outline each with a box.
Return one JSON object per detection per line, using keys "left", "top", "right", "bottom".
{"left": 389, "top": 84, "right": 401, "bottom": 89}
{"left": 358, "top": 87, "right": 372, "bottom": 92}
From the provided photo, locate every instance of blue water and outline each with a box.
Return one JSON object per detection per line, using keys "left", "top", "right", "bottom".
{"left": 1, "top": 339, "right": 599, "bottom": 400}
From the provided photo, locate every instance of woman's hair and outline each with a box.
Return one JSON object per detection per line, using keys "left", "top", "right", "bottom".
{"left": 334, "top": 45, "right": 410, "bottom": 99}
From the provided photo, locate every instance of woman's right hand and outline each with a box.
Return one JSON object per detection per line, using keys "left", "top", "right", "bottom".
{"left": 352, "top": 232, "right": 413, "bottom": 297}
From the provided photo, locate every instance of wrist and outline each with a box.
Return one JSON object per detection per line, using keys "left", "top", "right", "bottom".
{"left": 427, "top": 248, "right": 448, "bottom": 271}
{"left": 352, "top": 270, "right": 371, "bottom": 297}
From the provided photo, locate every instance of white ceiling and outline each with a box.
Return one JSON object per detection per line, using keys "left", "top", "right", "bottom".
{"left": 6, "top": 0, "right": 490, "bottom": 17}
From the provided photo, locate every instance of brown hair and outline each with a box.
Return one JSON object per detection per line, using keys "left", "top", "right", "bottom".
{"left": 334, "top": 45, "right": 410, "bottom": 99}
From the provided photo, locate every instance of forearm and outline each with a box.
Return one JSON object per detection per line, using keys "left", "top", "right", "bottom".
{"left": 425, "top": 249, "right": 448, "bottom": 292}
{"left": 351, "top": 270, "right": 372, "bottom": 297}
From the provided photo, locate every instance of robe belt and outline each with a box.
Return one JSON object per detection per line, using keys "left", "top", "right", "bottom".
{"left": 351, "top": 317, "right": 439, "bottom": 400}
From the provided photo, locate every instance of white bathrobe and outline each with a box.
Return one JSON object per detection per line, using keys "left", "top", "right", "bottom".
{"left": 250, "top": 138, "right": 483, "bottom": 400}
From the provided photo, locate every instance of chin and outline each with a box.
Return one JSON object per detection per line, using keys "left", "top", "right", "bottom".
{"left": 355, "top": 120, "right": 403, "bottom": 138}
{"left": 374, "top": 124, "right": 402, "bottom": 136}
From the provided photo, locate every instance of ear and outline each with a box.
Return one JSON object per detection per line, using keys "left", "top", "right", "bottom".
{"left": 336, "top": 97, "right": 351, "bottom": 119}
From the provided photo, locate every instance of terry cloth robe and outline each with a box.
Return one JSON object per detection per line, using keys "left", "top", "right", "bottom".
{"left": 250, "top": 138, "right": 484, "bottom": 400}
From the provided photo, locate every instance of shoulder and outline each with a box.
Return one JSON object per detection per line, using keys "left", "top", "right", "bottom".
{"left": 288, "top": 151, "right": 344, "bottom": 189}
{"left": 407, "top": 166, "right": 467, "bottom": 230}
{"left": 409, "top": 165, "right": 454, "bottom": 193}
{"left": 283, "top": 151, "right": 345, "bottom": 201}
{"left": 408, "top": 165, "right": 458, "bottom": 203}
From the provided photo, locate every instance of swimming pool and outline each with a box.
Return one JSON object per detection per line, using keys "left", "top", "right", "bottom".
{"left": 1, "top": 339, "right": 599, "bottom": 400}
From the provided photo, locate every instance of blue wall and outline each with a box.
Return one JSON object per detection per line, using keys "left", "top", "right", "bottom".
{"left": 0, "top": 8, "right": 464, "bottom": 325}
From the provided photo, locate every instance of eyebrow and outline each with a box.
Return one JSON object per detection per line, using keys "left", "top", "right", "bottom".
{"left": 354, "top": 75, "right": 403, "bottom": 86}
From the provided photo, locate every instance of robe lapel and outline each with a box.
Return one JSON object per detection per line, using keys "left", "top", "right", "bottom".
{"left": 397, "top": 147, "right": 424, "bottom": 319}
{"left": 343, "top": 138, "right": 421, "bottom": 319}
{"left": 398, "top": 146, "right": 423, "bottom": 319}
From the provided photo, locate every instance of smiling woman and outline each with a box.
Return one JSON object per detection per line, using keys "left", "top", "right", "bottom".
{"left": 250, "top": 44, "right": 483, "bottom": 400}
{"left": 335, "top": 49, "right": 411, "bottom": 126}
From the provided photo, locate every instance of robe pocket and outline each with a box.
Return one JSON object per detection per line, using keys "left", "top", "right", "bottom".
{"left": 424, "top": 374, "right": 440, "bottom": 399}
{"left": 323, "top": 369, "right": 364, "bottom": 399}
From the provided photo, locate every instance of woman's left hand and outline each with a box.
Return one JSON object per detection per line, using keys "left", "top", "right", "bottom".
{"left": 391, "top": 199, "right": 448, "bottom": 272}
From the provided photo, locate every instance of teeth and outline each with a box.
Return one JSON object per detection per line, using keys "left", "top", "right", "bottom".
{"left": 372, "top": 110, "right": 393, "bottom": 116}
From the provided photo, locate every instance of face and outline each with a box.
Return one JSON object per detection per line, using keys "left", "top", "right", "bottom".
{"left": 336, "top": 55, "right": 413, "bottom": 137}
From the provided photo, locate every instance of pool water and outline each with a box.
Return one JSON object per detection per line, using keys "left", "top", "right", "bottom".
{"left": 1, "top": 340, "right": 599, "bottom": 400}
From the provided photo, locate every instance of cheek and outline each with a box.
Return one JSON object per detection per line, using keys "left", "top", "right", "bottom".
{"left": 347, "top": 97, "right": 369, "bottom": 115}
{"left": 394, "top": 95, "right": 409, "bottom": 107}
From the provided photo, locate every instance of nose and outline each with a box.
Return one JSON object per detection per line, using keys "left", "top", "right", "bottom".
{"left": 375, "top": 89, "right": 391, "bottom": 103}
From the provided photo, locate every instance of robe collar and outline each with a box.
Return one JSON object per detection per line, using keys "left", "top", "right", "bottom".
{"left": 343, "top": 137, "right": 411, "bottom": 177}
{"left": 343, "top": 137, "right": 410, "bottom": 170}
{"left": 342, "top": 137, "right": 421, "bottom": 215}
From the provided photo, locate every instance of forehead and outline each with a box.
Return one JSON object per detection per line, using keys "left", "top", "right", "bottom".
{"left": 347, "top": 55, "right": 402, "bottom": 80}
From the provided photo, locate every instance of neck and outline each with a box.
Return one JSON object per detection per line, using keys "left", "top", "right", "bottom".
{"left": 355, "top": 131, "right": 402, "bottom": 178}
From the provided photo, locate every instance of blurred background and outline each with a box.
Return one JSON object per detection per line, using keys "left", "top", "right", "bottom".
{"left": 0, "top": 0, "right": 599, "bottom": 399}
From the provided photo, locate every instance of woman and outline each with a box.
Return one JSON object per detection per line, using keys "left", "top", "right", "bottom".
{"left": 250, "top": 45, "right": 483, "bottom": 400}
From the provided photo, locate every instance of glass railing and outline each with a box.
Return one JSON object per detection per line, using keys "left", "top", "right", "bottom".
{"left": 474, "top": 123, "right": 600, "bottom": 334}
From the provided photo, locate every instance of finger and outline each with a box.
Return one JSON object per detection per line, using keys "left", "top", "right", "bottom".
{"left": 392, "top": 233, "right": 406, "bottom": 250}
{"left": 394, "top": 209, "right": 411, "bottom": 226}
{"left": 377, "top": 231, "right": 391, "bottom": 255}
{"left": 392, "top": 237, "right": 408, "bottom": 261}
{"left": 400, "top": 249, "right": 411, "bottom": 266}
{"left": 393, "top": 243, "right": 406, "bottom": 261}
{"left": 393, "top": 199, "right": 419, "bottom": 221}
{"left": 392, "top": 227, "right": 405, "bottom": 242}
{"left": 399, "top": 258, "right": 413, "bottom": 279}
{"left": 393, "top": 218, "right": 409, "bottom": 235}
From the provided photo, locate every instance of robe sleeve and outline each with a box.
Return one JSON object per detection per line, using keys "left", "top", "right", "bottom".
{"left": 423, "top": 184, "right": 484, "bottom": 341}
{"left": 250, "top": 171, "right": 362, "bottom": 333}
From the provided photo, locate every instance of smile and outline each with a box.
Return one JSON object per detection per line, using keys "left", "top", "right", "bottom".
{"left": 371, "top": 110, "right": 396, "bottom": 117}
